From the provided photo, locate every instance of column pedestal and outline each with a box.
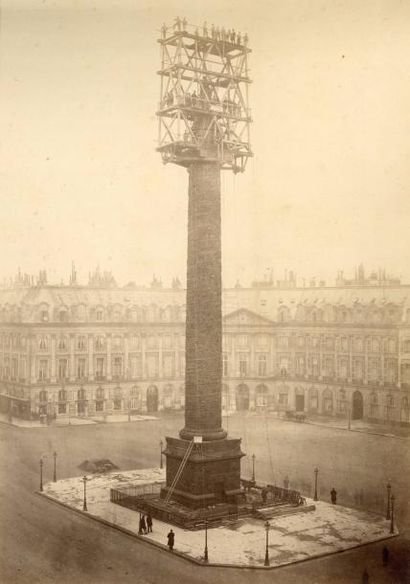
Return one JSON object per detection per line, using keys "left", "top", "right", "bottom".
{"left": 162, "top": 436, "right": 244, "bottom": 509}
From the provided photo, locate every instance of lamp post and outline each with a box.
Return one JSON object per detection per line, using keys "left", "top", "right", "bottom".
{"left": 390, "top": 494, "right": 395, "bottom": 534}
{"left": 386, "top": 481, "right": 391, "bottom": 520}
{"left": 390, "top": 495, "right": 395, "bottom": 533}
{"left": 53, "top": 451, "right": 57, "bottom": 482}
{"left": 204, "top": 518, "right": 209, "bottom": 563}
{"left": 314, "top": 467, "right": 319, "bottom": 501}
{"left": 264, "top": 520, "right": 270, "bottom": 567}
{"left": 82, "top": 476, "right": 88, "bottom": 511}
{"left": 160, "top": 439, "right": 164, "bottom": 469}
{"left": 252, "top": 454, "right": 256, "bottom": 483}
{"left": 39, "top": 458, "right": 44, "bottom": 492}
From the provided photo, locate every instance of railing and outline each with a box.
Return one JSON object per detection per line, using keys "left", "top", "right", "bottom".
{"left": 110, "top": 481, "right": 165, "bottom": 503}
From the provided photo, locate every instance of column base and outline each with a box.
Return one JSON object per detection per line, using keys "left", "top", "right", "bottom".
{"left": 163, "top": 435, "right": 245, "bottom": 509}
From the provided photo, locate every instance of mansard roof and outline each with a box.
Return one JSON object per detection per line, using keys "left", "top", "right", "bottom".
{"left": 0, "top": 283, "right": 409, "bottom": 324}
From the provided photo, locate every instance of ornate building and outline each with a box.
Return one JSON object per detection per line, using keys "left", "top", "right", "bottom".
{"left": 0, "top": 279, "right": 409, "bottom": 425}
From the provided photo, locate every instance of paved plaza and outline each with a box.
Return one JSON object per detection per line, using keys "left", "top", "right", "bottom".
{"left": 42, "top": 468, "right": 396, "bottom": 569}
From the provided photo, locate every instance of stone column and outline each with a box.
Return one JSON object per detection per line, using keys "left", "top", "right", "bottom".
{"left": 180, "top": 162, "right": 226, "bottom": 441}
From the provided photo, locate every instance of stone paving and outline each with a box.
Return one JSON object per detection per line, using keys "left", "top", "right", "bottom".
{"left": 42, "top": 468, "right": 396, "bottom": 568}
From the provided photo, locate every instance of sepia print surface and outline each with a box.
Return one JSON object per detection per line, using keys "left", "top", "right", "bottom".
{"left": 0, "top": 1, "right": 409, "bottom": 583}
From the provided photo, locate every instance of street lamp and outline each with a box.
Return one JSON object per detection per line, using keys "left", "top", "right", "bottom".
{"left": 386, "top": 481, "right": 391, "bottom": 520}
{"left": 390, "top": 494, "right": 395, "bottom": 534}
{"left": 314, "top": 467, "right": 319, "bottom": 501}
{"left": 252, "top": 454, "right": 256, "bottom": 483}
{"left": 39, "top": 458, "right": 44, "bottom": 492}
{"left": 264, "top": 520, "right": 270, "bottom": 567}
{"left": 53, "top": 451, "right": 57, "bottom": 482}
{"left": 160, "top": 439, "right": 164, "bottom": 469}
{"left": 82, "top": 476, "right": 88, "bottom": 511}
{"left": 203, "top": 517, "right": 209, "bottom": 563}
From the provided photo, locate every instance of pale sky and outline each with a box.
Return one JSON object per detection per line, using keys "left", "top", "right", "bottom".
{"left": 1, "top": 0, "right": 410, "bottom": 287}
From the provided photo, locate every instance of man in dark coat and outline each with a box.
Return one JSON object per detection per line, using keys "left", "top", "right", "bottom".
{"left": 330, "top": 488, "right": 337, "bottom": 504}
{"left": 146, "top": 513, "right": 153, "bottom": 533}
{"left": 167, "top": 529, "right": 175, "bottom": 551}
{"left": 139, "top": 514, "right": 146, "bottom": 535}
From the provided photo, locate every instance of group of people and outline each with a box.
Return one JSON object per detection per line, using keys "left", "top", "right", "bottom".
{"left": 161, "top": 18, "right": 249, "bottom": 47}
{"left": 204, "top": 23, "right": 248, "bottom": 46}
{"left": 138, "top": 513, "right": 153, "bottom": 534}
{"left": 138, "top": 513, "right": 175, "bottom": 551}
{"left": 162, "top": 90, "right": 242, "bottom": 123}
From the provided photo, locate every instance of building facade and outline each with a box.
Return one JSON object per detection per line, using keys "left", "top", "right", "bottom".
{"left": 0, "top": 282, "right": 409, "bottom": 425}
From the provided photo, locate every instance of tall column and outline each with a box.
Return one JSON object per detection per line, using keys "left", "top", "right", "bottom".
{"left": 180, "top": 162, "right": 226, "bottom": 442}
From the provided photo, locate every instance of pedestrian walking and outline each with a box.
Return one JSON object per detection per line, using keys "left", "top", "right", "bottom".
{"left": 382, "top": 545, "right": 389, "bottom": 567}
{"left": 146, "top": 513, "right": 153, "bottom": 533}
{"left": 362, "top": 568, "right": 369, "bottom": 584}
{"left": 330, "top": 487, "right": 337, "bottom": 504}
{"left": 141, "top": 514, "right": 147, "bottom": 534}
{"left": 167, "top": 529, "right": 175, "bottom": 551}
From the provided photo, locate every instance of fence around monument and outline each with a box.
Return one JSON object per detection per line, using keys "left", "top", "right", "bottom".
{"left": 110, "top": 481, "right": 165, "bottom": 505}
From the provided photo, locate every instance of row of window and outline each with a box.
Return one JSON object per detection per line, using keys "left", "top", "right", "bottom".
{"left": 34, "top": 354, "right": 186, "bottom": 382}
{"left": 226, "top": 334, "right": 398, "bottom": 353}
{"left": 222, "top": 353, "right": 398, "bottom": 382}
{"left": 34, "top": 334, "right": 185, "bottom": 352}
{"left": 0, "top": 333, "right": 405, "bottom": 355}
{"left": 36, "top": 305, "right": 185, "bottom": 324}
{"left": 277, "top": 305, "right": 403, "bottom": 324}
